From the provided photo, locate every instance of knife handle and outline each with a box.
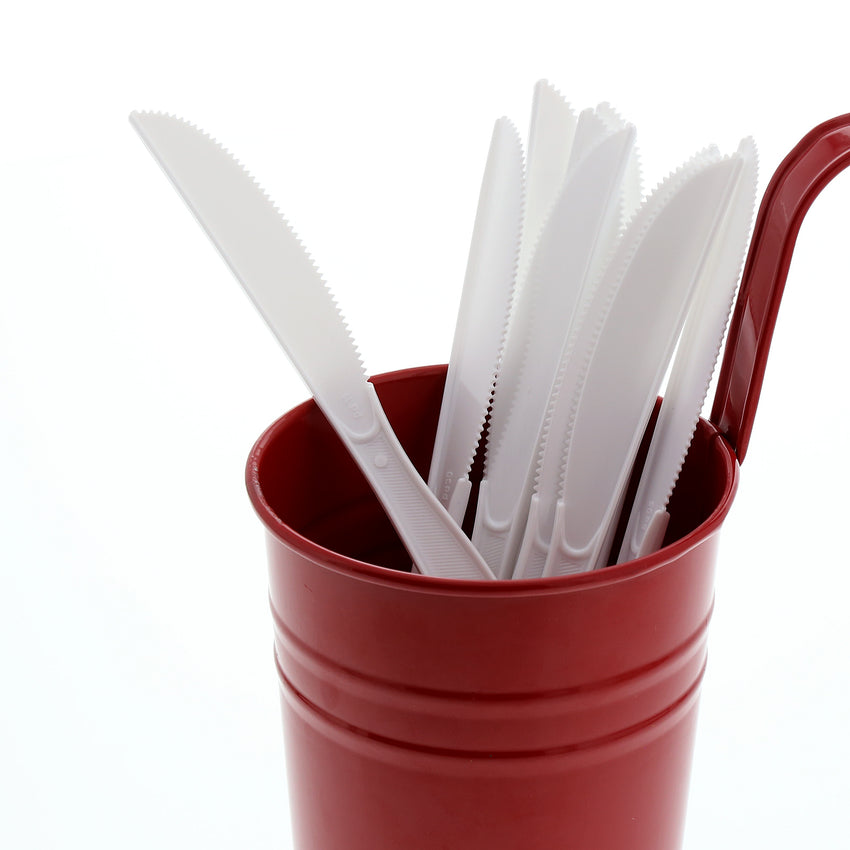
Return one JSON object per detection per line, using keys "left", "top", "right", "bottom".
{"left": 541, "top": 497, "right": 622, "bottom": 576}
{"left": 332, "top": 383, "right": 496, "bottom": 581}
{"left": 511, "top": 494, "right": 553, "bottom": 580}
{"left": 541, "top": 498, "right": 598, "bottom": 576}
{"left": 470, "top": 479, "right": 529, "bottom": 579}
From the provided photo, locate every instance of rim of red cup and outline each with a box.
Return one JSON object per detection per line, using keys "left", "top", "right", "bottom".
{"left": 246, "top": 366, "right": 739, "bottom": 596}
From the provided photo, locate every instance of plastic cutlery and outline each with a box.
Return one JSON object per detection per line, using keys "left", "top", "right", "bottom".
{"left": 596, "top": 102, "right": 643, "bottom": 225}
{"left": 566, "top": 104, "right": 643, "bottom": 326}
{"left": 515, "top": 148, "right": 719, "bottom": 578}
{"left": 517, "top": 80, "right": 577, "bottom": 292}
{"left": 471, "top": 126, "right": 636, "bottom": 577}
{"left": 130, "top": 111, "right": 496, "bottom": 581}
{"left": 427, "top": 117, "right": 524, "bottom": 524}
{"left": 617, "top": 137, "right": 758, "bottom": 562}
{"left": 486, "top": 82, "right": 577, "bottom": 459}
{"left": 566, "top": 107, "right": 615, "bottom": 176}
{"left": 540, "top": 149, "right": 744, "bottom": 577}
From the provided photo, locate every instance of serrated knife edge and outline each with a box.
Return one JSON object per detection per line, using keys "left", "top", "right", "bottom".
{"left": 427, "top": 117, "right": 524, "bottom": 521}
{"left": 617, "top": 136, "right": 759, "bottom": 563}
{"left": 130, "top": 111, "right": 495, "bottom": 581}
{"left": 542, "top": 151, "right": 744, "bottom": 576}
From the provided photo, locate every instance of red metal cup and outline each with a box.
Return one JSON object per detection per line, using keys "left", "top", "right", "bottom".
{"left": 246, "top": 115, "right": 850, "bottom": 849}
{"left": 248, "top": 364, "right": 734, "bottom": 850}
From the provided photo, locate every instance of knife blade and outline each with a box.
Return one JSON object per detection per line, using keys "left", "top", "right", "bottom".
{"left": 130, "top": 111, "right": 495, "bottom": 581}
{"left": 487, "top": 81, "right": 577, "bottom": 458}
{"left": 427, "top": 117, "right": 524, "bottom": 524}
{"left": 595, "top": 101, "right": 643, "bottom": 226}
{"left": 514, "top": 146, "right": 718, "bottom": 578}
{"left": 617, "top": 136, "right": 757, "bottom": 563}
{"left": 517, "top": 80, "right": 577, "bottom": 295}
{"left": 541, "top": 149, "right": 744, "bottom": 577}
{"left": 471, "top": 125, "right": 636, "bottom": 578}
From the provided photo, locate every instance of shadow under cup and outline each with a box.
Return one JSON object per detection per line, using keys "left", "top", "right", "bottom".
{"left": 247, "top": 364, "right": 739, "bottom": 850}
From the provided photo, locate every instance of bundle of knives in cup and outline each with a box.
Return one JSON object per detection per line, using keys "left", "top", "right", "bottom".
{"left": 131, "top": 80, "right": 757, "bottom": 582}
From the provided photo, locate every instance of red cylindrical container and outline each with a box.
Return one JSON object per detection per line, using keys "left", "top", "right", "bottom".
{"left": 247, "top": 365, "right": 737, "bottom": 850}
{"left": 246, "top": 115, "right": 850, "bottom": 849}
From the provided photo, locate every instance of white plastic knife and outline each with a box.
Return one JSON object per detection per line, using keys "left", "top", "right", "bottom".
{"left": 595, "top": 102, "right": 643, "bottom": 225}
{"left": 566, "top": 107, "right": 614, "bottom": 177}
{"left": 514, "top": 148, "right": 719, "bottom": 578}
{"left": 517, "top": 80, "right": 577, "bottom": 295}
{"left": 427, "top": 117, "right": 524, "bottom": 524}
{"left": 130, "top": 111, "right": 495, "bottom": 581}
{"left": 471, "top": 125, "right": 636, "bottom": 578}
{"left": 617, "top": 137, "right": 758, "bottom": 563}
{"left": 541, "top": 149, "right": 744, "bottom": 577}
{"left": 485, "top": 82, "right": 577, "bottom": 460}
{"left": 561, "top": 104, "right": 642, "bottom": 329}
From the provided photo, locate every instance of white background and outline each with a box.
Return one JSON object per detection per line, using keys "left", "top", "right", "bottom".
{"left": 2, "top": 2, "right": 850, "bottom": 847}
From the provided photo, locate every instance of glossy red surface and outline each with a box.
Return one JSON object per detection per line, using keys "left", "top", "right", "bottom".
{"left": 712, "top": 114, "right": 850, "bottom": 462}
{"left": 248, "top": 366, "right": 738, "bottom": 850}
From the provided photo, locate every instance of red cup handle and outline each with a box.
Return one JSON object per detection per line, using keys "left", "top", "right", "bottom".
{"left": 711, "top": 114, "right": 850, "bottom": 463}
